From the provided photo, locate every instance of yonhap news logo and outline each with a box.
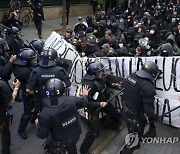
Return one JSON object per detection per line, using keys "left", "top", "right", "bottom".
{"left": 125, "top": 132, "right": 139, "bottom": 148}
{"left": 141, "top": 137, "right": 179, "bottom": 144}
{"left": 125, "top": 132, "right": 179, "bottom": 147}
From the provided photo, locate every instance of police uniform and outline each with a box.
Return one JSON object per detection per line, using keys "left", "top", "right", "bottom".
{"left": 13, "top": 52, "right": 36, "bottom": 139}
{"left": 0, "top": 52, "right": 13, "bottom": 82}
{"left": 5, "top": 27, "right": 24, "bottom": 55}
{"left": 0, "top": 80, "right": 13, "bottom": 154}
{"left": 80, "top": 73, "right": 120, "bottom": 154}
{"left": 36, "top": 79, "right": 100, "bottom": 154}
{"left": 120, "top": 61, "right": 160, "bottom": 154}
{"left": 26, "top": 62, "right": 71, "bottom": 102}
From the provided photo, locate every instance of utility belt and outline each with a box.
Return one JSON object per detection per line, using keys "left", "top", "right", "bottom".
{"left": 0, "top": 112, "right": 13, "bottom": 132}
{"left": 52, "top": 140, "right": 70, "bottom": 153}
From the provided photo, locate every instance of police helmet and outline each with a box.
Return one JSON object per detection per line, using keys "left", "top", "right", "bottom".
{"left": 9, "top": 26, "right": 22, "bottom": 40}
{"left": 87, "top": 61, "right": 105, "bottom": 76}
{"left": 45, "top": 78, "right": 66, "bottom": 97}
{"left": 15, "top": 48, "right": 37, "bottom": 66}
{"left": 39, "top": 47, "right": 57, "bottom": 66}
{"left": 0, "top": 37, "right": 9, "bottom": 53}
{"left": 136, "top": 61, "right": 159, "bottom": 80}
{"left": 30, "top": 39, "right": 44, "bottom": 55}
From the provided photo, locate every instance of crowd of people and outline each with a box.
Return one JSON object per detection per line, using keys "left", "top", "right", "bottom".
{"left": 0, "top": 0, "right": 180, "bottom": 154}
{"left": 63, "top": 0, "right": 180, "bottom": 57}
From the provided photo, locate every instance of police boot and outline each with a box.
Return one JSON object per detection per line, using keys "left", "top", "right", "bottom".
{"left": 80, "top": 133, "right": 96, "bottom": 154}
{"left": 119, "top": 145, "right": 134, "bottom": 154}
{"left": 18, "top": 114, "right": 31, "bottom": 139}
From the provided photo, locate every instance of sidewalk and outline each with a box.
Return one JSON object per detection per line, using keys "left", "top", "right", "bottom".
{"left": 101, "top": 122, "right": 180, "bottom": 154}
{"left": 21, "top": 15, "right": 90, "bottom": 42}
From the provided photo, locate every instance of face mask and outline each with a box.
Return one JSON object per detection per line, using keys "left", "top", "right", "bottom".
{"left": 150, "top": 30, "right": 155, "bottom": 34}
{"left": 144, "top": 37, "right": 149, "bottom": 41}
{"left": 119, "top": 43, "right": 123, "bottom": 48}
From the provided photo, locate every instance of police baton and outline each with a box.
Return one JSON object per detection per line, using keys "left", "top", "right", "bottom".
{"left": 145, "top": 104, "right": 180, "bottom": 126}
{"left": 26, "top": 40, "right": 40, "bottom": 57}
{"left": 96, "top": 88, "right": 124, "bottom": 111}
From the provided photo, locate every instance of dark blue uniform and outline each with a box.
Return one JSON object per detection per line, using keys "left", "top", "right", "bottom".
{"left": 13, "top": 62, "right": 35, "bottom": 138}
{"left": 120, "top": 72, "right": 159, "bottom": 154}
{"left": 26, "top": 65, "right": 71, "bottom": 101}
{"left": 0, "top": 53, "right": 13, "bottom": 82}
{"left": 37, "top": 95, "right": 100, "bottom": 154}
{"left": 0, "top": 80, "right": 13, "bottom": 154}
{"left": 80, "top": 73, "right": 120, "bottom": 154}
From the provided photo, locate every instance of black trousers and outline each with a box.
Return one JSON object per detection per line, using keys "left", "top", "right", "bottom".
{"left": 120, "top": 109, "right": 147, "bottom": 154}
{"left": 80, "top": 104, "right": 120, "bottom": 154}
{"left": 0, "top": 115, "right": 11, "bottom": 154}
{"left": 34, "top": 20, "right": 42, "bottom": 37}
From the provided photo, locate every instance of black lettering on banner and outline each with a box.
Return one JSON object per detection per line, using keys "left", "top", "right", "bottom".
{"left": 129, "top": 58, "right": 132, "bottom": 75}
{"left": 46, "top": 36, "right": 58, "bottom": 47}
{"left": 71, "top": 51, "right": 80, "bottom": 65}
{"left": 173, "top": 58, "right": 180, "bottom": 92}
{"left": 154, "top": 58, "right": 163, "bottom": 91}
{"left": 155, "top": 97, "right": 159, "bottom": 116}
{"left": 115, "top": 58, "right": 121, "bottom": 76}
{"left": 137, "top": 57, "right": 143, "bottom": 71}
{"left": 161, "top": 99, "right": 171, "bottom": 125}
{"left": 51, "top": 40, "right": 64, "bottom": 49}
{"left": 63, "top": 47, "right": 74, "bottom": 58}
{"left": 108, "top": 58, "right": 113, "bottom": 74}
{"left": 53, "top": 40, "right": 64, "bottom": 51}
{"left": 122, "top": 58, "right": 125, "bottom": 78}
{"left": 162, "top": 57, "right": 174, "bottom": 91}
{"left": 48, "top": 38, "right": 58, "bottom": 48}
{"left": 58, "top": 44, "right": 68, "bottom": 57}
{"left": 70, "top": 59, "right": 83, "bottom": 84}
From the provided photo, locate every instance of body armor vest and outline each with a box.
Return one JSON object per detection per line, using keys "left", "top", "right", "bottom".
{"left": 36, "top": 66, "right": 63, "bottom": 97}
{"left": 49, "top": 97, "right": 81, "bottom": 141}
{"left": 123, "top": 73, "right": 144, "bottom": 112}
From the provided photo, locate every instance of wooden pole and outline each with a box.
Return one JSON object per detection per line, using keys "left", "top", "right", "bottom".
{"left": 61, "top": 0, "right": 66, "bottom": 33}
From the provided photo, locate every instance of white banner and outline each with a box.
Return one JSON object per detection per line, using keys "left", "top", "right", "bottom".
{"left": 45, "top": 32, "right": 180, "bottom": 128}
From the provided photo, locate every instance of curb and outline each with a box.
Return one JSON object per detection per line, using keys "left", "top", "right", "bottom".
{"left": 92, "top": 122, "right": 126, "bottom": 154}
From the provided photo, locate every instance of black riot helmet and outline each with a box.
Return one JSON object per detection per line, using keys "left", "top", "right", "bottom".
{"left": 45, "top": 78, "right": 66, "bottom": 97}
{"left": 87, "top": 61, "right": 105, "bottom": 76}
{"left": 0, "top": 37, "right": 9, "bottom": 53}
{"left": 136, "top": 61, "right": 159, "bottom": 80}
{"left": 9, "top": 26, "right": 22, "bottom": 38}
{"left": 30, "top": 39, "right": 44, "bottom": 55}
{"left": 39, "top": 47, "right": 58, "bottom": 67}
{"left": 15, "top": 48, "right": 37, "bottom": 66}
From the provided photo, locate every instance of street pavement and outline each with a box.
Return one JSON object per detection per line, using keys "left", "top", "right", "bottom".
{"left": 0, "top": 15, "right": 180, "bottom": 154}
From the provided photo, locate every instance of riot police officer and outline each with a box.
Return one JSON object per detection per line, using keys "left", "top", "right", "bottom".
{"left": 35, "top": 78, "right": 107, "bottom": 154}
{"left": 13, "top": 48, "right": 37, "bottom": 139}
{"left": 5, "top": 26, "right": 24, "bottom": 55}
{"left": 80, "top": 61, "right": 121, "bottom": 154}
{"left": 120, "top": 61, "right": 161, "bottom": 154}
{"left": 26, "top": 47, "right": 71, "bottom": 103}
{"left": 0, "top": 37, "right": 17, "bottom": 82}
{"left": 29, "top": 39, "right": 44, "bottom": 56}
{"left": 0, "top": 79, "right": 20, "bottom": 154}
